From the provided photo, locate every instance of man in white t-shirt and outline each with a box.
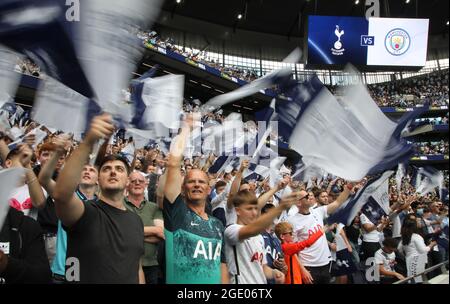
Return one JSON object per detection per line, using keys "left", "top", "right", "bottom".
{"left": 287, "top": 184, "right": 353, "bottom": 284}
{"left": 360, "top": 213, "right": 389, "bottom": 264}
{"left": 374, "top": 237, "right": 405, "bottom": 284}
{"left": 225, "top": 190, "right": 299, "bottom": 284}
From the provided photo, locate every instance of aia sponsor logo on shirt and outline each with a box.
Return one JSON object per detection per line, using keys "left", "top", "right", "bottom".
{"left": 193, "top": 240, "right": 222, "bottom": 260}
{"left": 250, "top": 252, "right": 264, "bottom": 265}
{"left": 9, "top": 197, "right": 32, "bottom": 211}
{"left": 388, "top": 258, "right": 397, "bottom": 268}
{"left": 265, "top": 246, "right": 280, "bottom": 261}
{"left": 307, "top": 224, "right": 323, "bottom": 237}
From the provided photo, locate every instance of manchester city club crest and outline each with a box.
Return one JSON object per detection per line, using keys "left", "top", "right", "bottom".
{"left": 384, "top": 28, "right": 411, "bottom": 56}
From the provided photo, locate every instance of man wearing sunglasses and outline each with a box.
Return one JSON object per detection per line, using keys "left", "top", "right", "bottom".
{"left": 287, "top": 183, "right": 354, "bottom": 284}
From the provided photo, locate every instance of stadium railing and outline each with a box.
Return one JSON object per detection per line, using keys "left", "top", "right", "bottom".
{"left": 393, "top": 260, "right": 449, "bottom": 284}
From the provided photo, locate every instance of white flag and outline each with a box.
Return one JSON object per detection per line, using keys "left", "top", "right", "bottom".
{"left": 0, "top": 168, "right": 25, "bottom": 229}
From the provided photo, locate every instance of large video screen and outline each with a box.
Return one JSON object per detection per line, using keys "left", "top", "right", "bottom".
{"left": 306, "top": 15, "right": 429, "bottom": 70}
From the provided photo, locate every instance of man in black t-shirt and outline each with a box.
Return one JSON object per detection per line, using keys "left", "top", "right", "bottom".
{"left": 52, "top": 114, "right": 145, "bottom": 284}
{"left": 0, "top": 208, "right": 51, "bottom": 284}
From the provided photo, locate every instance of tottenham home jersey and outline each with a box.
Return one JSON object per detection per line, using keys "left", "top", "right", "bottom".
{"left": 163, "top": 195, "right": 226, "bottom": 284}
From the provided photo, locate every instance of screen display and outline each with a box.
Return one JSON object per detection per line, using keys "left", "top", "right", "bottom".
{"left": 306, "top": 15, "right": 429, "bottom": 69}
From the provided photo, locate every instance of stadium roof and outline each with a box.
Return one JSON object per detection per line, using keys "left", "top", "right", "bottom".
{"left": 161, "top": 0, "right": 449, "bottom": 38}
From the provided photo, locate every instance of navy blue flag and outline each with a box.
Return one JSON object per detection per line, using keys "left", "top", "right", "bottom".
{"left": 273, "top": 67, "right": 429, "bottom": 181}
{"left": 209, "top": 156, "right": 234, "bottom": 174}
{"left": 361, "top": 196, "right": 388, "bottom": 225}
{"left": 130, "top": 66, "right": 159, "bottom": 129}
{"left": 0, "top": 101, "right": 16, "bottom": 114}
{"left": 440, "top": 188, "right": 449, "bottom": 205}
{"left": 328, "top": 170, "right": 394, "bottom": 226}
{"left": 275, "top": 74, "right": 324, "bottom": 143}
{"left": 0, "top": 0, "right": 94, "bottom": 98}
{"left": 244, "top": 162, "right": 270, "bottom": 182}
{"left": 367, "top": 104, "right": 430, "bottom": 176}
{"left": 255, "top": 103, "right": 275, "bottom": 127}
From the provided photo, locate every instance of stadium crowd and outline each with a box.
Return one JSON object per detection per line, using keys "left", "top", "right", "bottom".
{"left": 369, "top": 70, "right": 449, "bottom": 108}
{"left": 0, "top": 96, "right": 448, "bottom": 285}
{"left": 13, "top": 29, "right": 448, "bottom": 111}
{"left": 138, "top": 30, "right": 259, "bottom": 82}
{"left": 14, "top": 57, "right": 41, "bottom": 78}
{"left": 136, "top": 29, "right": 449, "bottom": 109}
{"left": 413, "top": 141, "right": 449, "bottom": 156}
{"left": 1, "top": 0, "right": 448, "bottom": 289}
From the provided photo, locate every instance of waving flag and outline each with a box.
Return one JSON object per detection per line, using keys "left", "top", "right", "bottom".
{"left": 275, "top": 74, "right": 324, "bottom": 143}
{"left": 130, "top": 73, "right": 184, "bottom": 134}
{"left": 202, "top": 48, "right": 301, "bottom": 113}
{"left": 440, "top": 188, "right": 449, "bottom": 204}
{"left": 395, "top": 163, "right": 406, "bottom": 193}
{"left": 410, "top": 166, "right": 423, "bottom": 191}
{"left": 120, "top": 142, "right": 136, "bottom": 165}
{"left": 0, "top": 0, "right": 94, "bottom": 98}
{"left": 202, "top": 67, "right": 292, "bottom": 112}
{"left": 277, "top": 67, "right": 427, "bottom": 181}
{"left": 361, "top": 175, "right": 390, "bottom": 224}
{"left": 73, "top": 0, "right": 163, "bottom": 120}
{"left": 201, "top": 113, "right": 246, "bottom": 157}
{"left": 0, "top": 46, "right": 21, "bottom": 109}
{"left": 0, "top": 110, "right": 11, "bottom": 132}
{"left": 268, "top": 157, "right": 287, "bottom": 188}
{"left": 130, "top": 66, "right": 159, "bottom": 125}
{"left": 416, "top": 167, "right": 444, "bottom": 196}
{"left": 328, "top": 170, "right": 394, "bottom": 226}
{"left": 209, "top": 156, "right": 234, "bottom": 174}
{"left": 32, "top": 77, "right": 91, "bottom": 134}
{"left": 0, "top": 168, "right": 25, "bottom": 229}
{"left": 208, "top": 156, "right": 241, "bottom": 175}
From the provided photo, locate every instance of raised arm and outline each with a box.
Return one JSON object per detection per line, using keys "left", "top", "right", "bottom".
{"left": 211, "top": 189, "right": 228, "bottom": 209}
{"left": 93, "top": 135, "right": 111, "bottom": 168}
{"left": 53, "top": 114, "right": 115, "bottom": 227}
{"left": 282, "top": 229, "right": 324, "bottom": 256}
{"left": 326, "top": 183, "right": 353, "bottom": 215}
{"left": 326, "top": 178, "right": 338, "bottom": 195}
{"left": 201, "top": 153, "right": 216, "bottom": 172}
{"left": 226, "top": 159, "right": 249, "bottom": 209}
{"left": 237, "top": 193, "right": 300, "bottom": 241}
{"left": 129, "top": 146, "right": 139, "bottom": 172}
{"left": 164, "top": 114, "right": 195, "bottom": 203}
{"left": 257, "top": 179, "right": 287, "bottom": 209}
{"left": 38, "top": 135, "right": 70, "bottom": 196}
{"left": 11, "top": 144, "right": 46, "bottom": 209}
{"left": 156, "top": 170, "right": 167, "bottom": 209}
{"left": 0, "top": 137, "right": 9, "bottom": 163}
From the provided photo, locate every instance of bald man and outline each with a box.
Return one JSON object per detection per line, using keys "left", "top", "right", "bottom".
{"left": 163, "top": 115, "right": 228, "bottom": 284}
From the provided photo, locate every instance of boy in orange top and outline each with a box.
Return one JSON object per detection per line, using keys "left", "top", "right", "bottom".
{"left": 275, "top": 222, "right": 324, "bottom": 284}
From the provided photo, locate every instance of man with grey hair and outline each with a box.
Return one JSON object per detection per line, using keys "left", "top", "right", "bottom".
{"left": 126, "top": 170, "right": 164, "bottom": 284}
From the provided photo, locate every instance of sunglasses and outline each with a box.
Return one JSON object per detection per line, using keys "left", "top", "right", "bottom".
{"left": 282, "top": 231, "right": 293, "bottom": 236}
{"left": 299, "top": 194, "right": 310, "bottom": 200}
